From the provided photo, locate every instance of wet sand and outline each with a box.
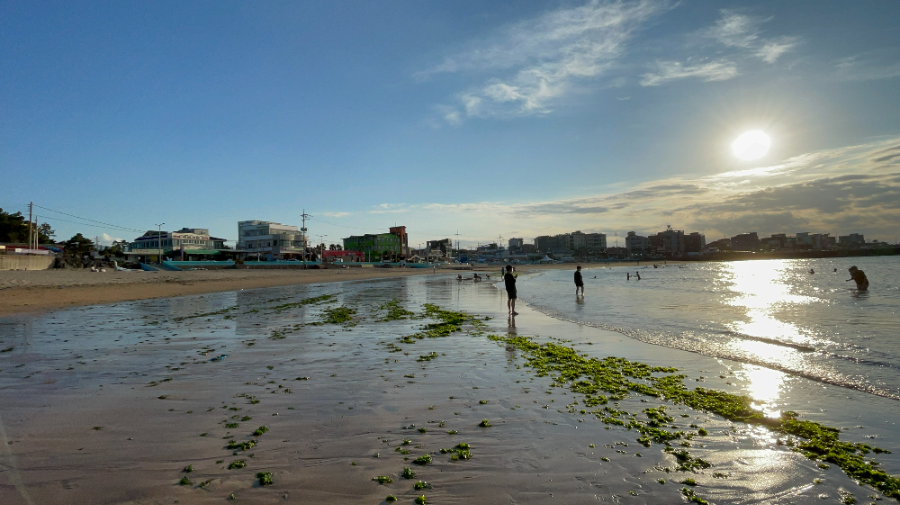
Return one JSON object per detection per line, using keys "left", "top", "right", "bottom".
{"left": 0, "top": 262, "right": 656, "bottom": 317}
{"left": 1, "top": 274, "right": 893, "bottom": 504}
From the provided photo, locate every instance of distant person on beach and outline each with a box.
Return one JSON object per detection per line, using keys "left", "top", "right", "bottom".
{"left": 636, "top": 272, "right": 641, "bottom": 280}
{"left": 457, "top": 274, "right": 462, "bottom": 281}
{"left": 504, "top": 264, "right": 518, "bottom": 315}
{"left": 574, "top": 266, "right": 584, "bottom": 296}
{"left": 847, "top": 266, "right": 869, "bottom": 291}
{"left": 627, "top": 272, "right": 630, "bottom": 280}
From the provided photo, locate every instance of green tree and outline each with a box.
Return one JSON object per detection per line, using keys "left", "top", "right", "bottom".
{"left": 38, "top": 222, "right": 55, "bottom": 244}
{"left": 0, "top": 208, "right": 28, "bottom": 242}
{"left": 64, "top": 233, "right": 95, "bottom": 257}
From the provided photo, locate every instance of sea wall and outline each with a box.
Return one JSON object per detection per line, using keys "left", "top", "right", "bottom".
{"left": 0, "top": 255, "right": 56, "bottom": 271}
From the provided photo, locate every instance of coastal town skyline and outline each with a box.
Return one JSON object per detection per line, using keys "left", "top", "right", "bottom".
{"left": 2, "top": 1, "right": 899, "bottom": 245}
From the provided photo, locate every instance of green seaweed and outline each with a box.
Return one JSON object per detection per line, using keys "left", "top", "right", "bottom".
{"left": 252, "top": 426, "right": 269, "bottom": 436}
{"left": 226, "top": 440, "right": 257, "bottom": 451}
{"left": 373, "top": 475, "right": 393, "bottom": 484}
{"left": 380, "top": 299, "right": 415, "bottom": 321}
{"left": 413, "top": 454, "right": 432, "bottom": 465}
{"left": 385, "top": 495, "right": 397, "bottom": 502}
{"left": 183, "top": 465, "right": 194, "bottom": 473}
{"left": 402, "top": 467, "right": 416, "bottom": 479}
{"left": 256, "top": 471, "right": 273, "bottom": 486}
{"left": 178, "top": 476, "right": 193, "bottom": 486}
{"left": 414, "top": 481, "right": 432, "bottom": 490}
{"left": 479, "top": 419, "right": 491, "bottom": 427}
{"left": 228, "top": 460, "right": 246, "bottom": 469}
{"left": 489, "top": 333, "right": 900, "bottom": 499}
{"left": 415, "top": 495, "right": 427, "bottom": 505}
{"left": 321, "top": 306, "right": 357, "bottom": 325}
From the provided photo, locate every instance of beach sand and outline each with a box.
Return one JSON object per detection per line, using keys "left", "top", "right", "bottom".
{"left": 2, "top": 274, "right": 894, "bottom": 504}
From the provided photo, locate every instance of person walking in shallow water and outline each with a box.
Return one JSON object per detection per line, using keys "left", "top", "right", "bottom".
{"left": 574, "top": 265, "right": 584, "bottom": 296}
{"left": 847, "top": 266, "right": 869, "bottom": 291}
{"left": 504, "top": 264, "right": 518, "bottom": 315}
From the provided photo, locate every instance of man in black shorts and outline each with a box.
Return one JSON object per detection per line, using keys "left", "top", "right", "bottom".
{"left": 574, "top": 265, "right": 584, "bottom": 296}
{"left": 504, "top": 264, "right": 518, "bottom": 315}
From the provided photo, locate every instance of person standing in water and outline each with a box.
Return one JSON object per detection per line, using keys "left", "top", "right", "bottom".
{"left": 574, "top": 266, "right": 584, "bottom": 296}
{"left": 504, "top": 264, "right": 518, "bottom": 315}
{"left": 847, "top": 266, "right": 869, "bottom": 290}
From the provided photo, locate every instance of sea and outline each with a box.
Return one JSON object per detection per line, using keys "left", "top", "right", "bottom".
{"left": 518, "top": 256, "right": 900, "bottom": 402}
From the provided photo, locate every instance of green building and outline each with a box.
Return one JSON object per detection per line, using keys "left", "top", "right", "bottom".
{"left": 343, "top": 233, "right": 402, "bottom": 262}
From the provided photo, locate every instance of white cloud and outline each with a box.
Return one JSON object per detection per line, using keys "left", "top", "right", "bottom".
{"left": 320, "top": 212, "right": 351, "bottom": 218}
{"left": 396, "top": 137, "right": 900, "bottom": 242}
{"left": 706, "top": 11, "right": 798, "bottom": 63}
{"left": 756, "top": 38, "right": 799, "bottom": 63}
{"left": 835, "top": 55, "right": 900, "bottom": 81}
{"left": 423, "top": 0, "right": 669, "bottom": 122}
{"left": 640, "top": 60, "right": 738, "bottom": 86}
{"left": 710, "top": 12, "right": 761, "bottom": 48}
{"left": 369, "top": 203, "right": 409, "bottom": 214}
{"left": 100, "top": 233, "right": 123, "bottom": 246}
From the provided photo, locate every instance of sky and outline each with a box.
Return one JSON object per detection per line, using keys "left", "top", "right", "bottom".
{"left": 2, "top": 0, "right": 899, "bottom": 248}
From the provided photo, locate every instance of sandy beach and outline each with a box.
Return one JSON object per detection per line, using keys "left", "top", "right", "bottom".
{"left": 1, "top": 272, "right": 897, "bottom": 505}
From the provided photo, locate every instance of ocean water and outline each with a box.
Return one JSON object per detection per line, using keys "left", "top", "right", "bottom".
{"left": 518, "top": 256, "right": 900, "bottom": 401}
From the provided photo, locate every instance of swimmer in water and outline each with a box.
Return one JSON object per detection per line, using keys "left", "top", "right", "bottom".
{"left": 847, "top": 266, "right": 869, "bottom": 290}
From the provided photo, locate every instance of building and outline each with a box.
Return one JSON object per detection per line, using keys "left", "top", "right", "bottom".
{"left": 684, "top": 232, "right": 705, "bottom": 255}
{"left": 343, "top": 232, "right": 403, "bottom": 262}
{"left": 648, "top": 229, "right": 685, "bottom": 257}
{"left": 731, "top": 232, "right": 760, "bottom": 252}
{"left": 625, "top": 231, "right": 650, "bottom": 256}
{"left": 127, "top": 227, "right": 227, "bottom": 261}
{"left": 237, "top": 220, "right": 308, "bottom": 260}
{"left": 427, "top": 239, "right": 451, "bottom": 255}
{"left": 535, "top": 235, "right": 551, "bottom": 253}
{"left": 707, "top": 238, "right": 732, "bottom": 252}
{"left": 570, "top": 231, "right": 606, "bottom": 252}
{"left": 520, "top": 243, "right": 537, "bottom": 254}
{"left": 508, "top": 238, "right": 524, "bottom": 252}
{"left": 839, "top": 233, "right": 865, "bottom": 246}
{"left": 389, "top": 226, "right": 409, "bottom": 258}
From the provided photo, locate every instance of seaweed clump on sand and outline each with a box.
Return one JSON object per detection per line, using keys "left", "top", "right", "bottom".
{"left": 490, "top": 333, "right": 900, "bottom": 501}
{"left": 380, "top": 299, "right": 416, "bottom": 321}
{"left": 398, "top": 305, "right": 482, "bottom": 344}
{"left": 317, "top": 306, "right": 357, "bottom": 325}
{"left": 268, "top": 294, "right": 336, "bottom": 314}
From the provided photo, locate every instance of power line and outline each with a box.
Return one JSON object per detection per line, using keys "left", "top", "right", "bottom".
{"left": 33, "top": 204, "right": 146, "bottom": 233}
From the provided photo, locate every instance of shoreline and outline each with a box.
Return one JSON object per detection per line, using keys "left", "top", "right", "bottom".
{"left": 0, "top": 262, "right": 657, "bottom": 317}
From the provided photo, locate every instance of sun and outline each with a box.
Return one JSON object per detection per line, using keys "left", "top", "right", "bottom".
{"left": 731, "top": 130, "right": 771, "bottom": 160}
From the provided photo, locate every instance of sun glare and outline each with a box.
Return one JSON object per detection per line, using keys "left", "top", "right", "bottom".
{"left": 731, "top": 130, "right": 771, "bottom": 160}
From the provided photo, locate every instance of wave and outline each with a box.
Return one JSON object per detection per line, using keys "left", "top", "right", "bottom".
{"left": 521, "top": 298, "right": 900, "bottom": 402}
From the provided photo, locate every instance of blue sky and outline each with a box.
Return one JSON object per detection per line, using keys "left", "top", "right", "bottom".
{"left": 2, "top": 0, "right": 899, "bottom": 247}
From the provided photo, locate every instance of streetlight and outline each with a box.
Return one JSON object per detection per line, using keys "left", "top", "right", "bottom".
{"left": 317, "top": 235, "right": 328, "bottom": 262}
{"left": 155, "top": 222, "right": 165, "bottom": 264}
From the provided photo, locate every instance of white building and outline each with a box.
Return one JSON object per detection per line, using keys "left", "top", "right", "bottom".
{"left": 127, "top": 228, "right": 226, "bottom": 261}
{"left": 237, "top": 220, "right": 308, "bottom": 260}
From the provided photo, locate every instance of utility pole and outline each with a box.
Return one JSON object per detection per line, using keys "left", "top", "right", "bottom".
{"left": 455, "top": 230, "right": 460, "bottom": 262}
{"left": 155, "top": 223, "right": 165, "bottom": 264}
{"left": 28, "top": 202, "right": 33, "bottom": 249}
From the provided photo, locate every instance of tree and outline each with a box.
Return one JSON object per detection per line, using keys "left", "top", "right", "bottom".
{"left": 0, "top": 208, "right": 27, "bottom": 242}
{"left": 0, "top": 208, "right": 57, "bottom": 244}
{"left": 38, "top": 223, "right": 56, "bottom": 244}
{"left": 64, "top": 233, "right": 95, "bottom": 257}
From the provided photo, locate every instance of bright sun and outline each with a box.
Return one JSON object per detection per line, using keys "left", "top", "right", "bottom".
{"left": 731, "top": 130, "right": 771, "bottom": 160}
